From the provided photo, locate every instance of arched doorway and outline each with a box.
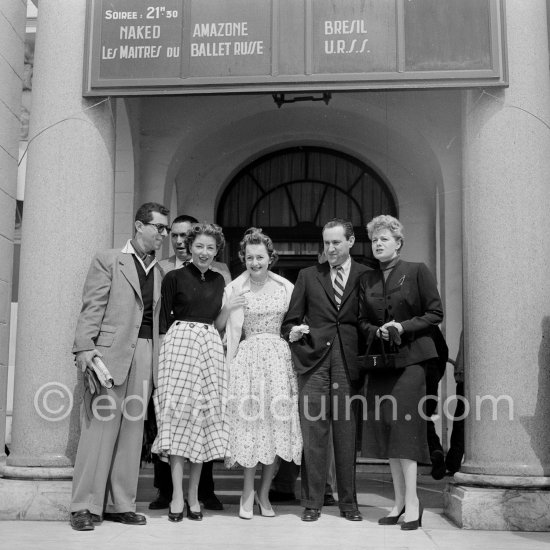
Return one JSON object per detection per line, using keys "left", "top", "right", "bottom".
{"left": 217, "top": 146, "right": 397, "bottom": 280}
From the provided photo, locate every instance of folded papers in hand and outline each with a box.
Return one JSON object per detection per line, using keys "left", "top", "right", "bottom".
{"left": 85, "top": 356, "right": 114, "bottom": 394}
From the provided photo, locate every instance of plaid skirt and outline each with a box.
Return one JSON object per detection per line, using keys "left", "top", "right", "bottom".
{"left": 152, "top": 320, "right": 229, "bottom": 462}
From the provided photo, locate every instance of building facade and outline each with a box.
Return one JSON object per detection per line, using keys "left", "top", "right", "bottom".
{"left": 0, "top": 0, "right": 549, "bottom": 530}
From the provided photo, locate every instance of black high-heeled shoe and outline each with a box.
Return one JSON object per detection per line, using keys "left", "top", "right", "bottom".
{"left": 185, "top": 499, "right": 203, "bottom": 521}
{"left": 401, "top": 503, "right": 423, "bottom": 530}
{"left": 168, "top": 506, "right": 184, "bottom": 523}
{"left": 378, "top": 506, "right": 405, "bottom": 525}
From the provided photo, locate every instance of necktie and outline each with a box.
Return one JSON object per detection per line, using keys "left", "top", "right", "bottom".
{"left": 333, "top": 266, "right": 344, "bottom": 309}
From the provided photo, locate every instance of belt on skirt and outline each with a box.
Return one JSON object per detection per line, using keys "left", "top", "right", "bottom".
{"left": 173, "top": 318, "right": 214, "bottom": 330}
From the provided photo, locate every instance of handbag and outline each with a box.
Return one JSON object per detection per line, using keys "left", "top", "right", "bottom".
{"left": 359, "top": 327, "right": 399, "bottom": 372}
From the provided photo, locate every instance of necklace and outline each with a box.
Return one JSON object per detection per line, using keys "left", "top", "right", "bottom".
{"left": 191, "top": 262, "right": 208, "bottom": 281}
{"left": 250, "top": 276, "right": 268, "bottom": 287}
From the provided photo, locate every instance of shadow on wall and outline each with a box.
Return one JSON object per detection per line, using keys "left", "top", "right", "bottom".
{"left": 519, "top": 316, "right": 550, "bottom": 475}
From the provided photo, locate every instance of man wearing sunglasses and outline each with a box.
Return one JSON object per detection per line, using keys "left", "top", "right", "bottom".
{"left": 70, "top": 202, "right": 169, "bottom": 531}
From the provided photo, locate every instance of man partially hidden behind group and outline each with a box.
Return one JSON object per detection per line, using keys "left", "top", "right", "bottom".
{"left": 70, "top": 202, "right": 169, "bottom": 531}
{"left": 147, "top": 214, "right": 231, "bottom": 512}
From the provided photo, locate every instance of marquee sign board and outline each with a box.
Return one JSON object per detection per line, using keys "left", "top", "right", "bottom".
{"left": 83, "top": 0, "right": 507, "bottom": 96}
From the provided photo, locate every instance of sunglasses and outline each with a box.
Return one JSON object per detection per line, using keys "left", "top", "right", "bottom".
{"left": 144, "top": 222, "right": 171, "bottom": 234}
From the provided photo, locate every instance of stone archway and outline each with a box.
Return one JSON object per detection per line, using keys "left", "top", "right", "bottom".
{"left": 216, "top": 145, "right": 397, "bottom": 279}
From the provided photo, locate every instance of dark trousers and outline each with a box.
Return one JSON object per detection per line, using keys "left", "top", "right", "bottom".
{"left": 271, "top": 459, "right": 301, "bottom": 493}
{"left": 271, "top": 454, "right": 336, "bottom": 495}
{"left": 154, "top": 458, "right": 215, "bottom": 500}
{"left": 298, "top": 337, "right": 357, "bottom": 511}
{"left": 446, "top": 381, "right": 465, "bottom": 473}
{"left": 424, "top": 360, "right": 444, "bottom": 459}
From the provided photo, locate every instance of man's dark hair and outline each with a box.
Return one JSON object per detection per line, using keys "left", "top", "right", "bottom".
{"left": 322, "top": 218, "right": 354, "bottom": 240}
{"left": 172, "top": 214, "right": 199, "bottom": 226}
{"left": 135, "top": 202, "right": 169, "bottom": 223}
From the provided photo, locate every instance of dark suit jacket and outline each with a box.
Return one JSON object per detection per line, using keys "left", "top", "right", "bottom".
{"left": 282, "top": 260, "right": 369, "bottom": 385}
{"left": 73, "top": 249, "right": 162, "bottom": 386}
{"left": 358, "top": 259, "right": 443, "bottom": 368}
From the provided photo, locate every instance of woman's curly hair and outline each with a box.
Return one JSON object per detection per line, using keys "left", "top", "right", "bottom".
{"left": 238, "top": 227, "right": 278, "bottom": 267}
{"left": 184, "top": 222, "right": 225, "bottom": 255}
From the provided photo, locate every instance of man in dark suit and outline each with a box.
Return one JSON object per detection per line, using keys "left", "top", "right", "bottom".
{"left": 70, "top": 202, "right": 169, "bottom": 531}
{"left": 282, "top": 219, "right": 369, "bottom": 522}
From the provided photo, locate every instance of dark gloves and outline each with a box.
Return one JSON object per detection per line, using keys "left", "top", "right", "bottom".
{"left": 387, "top": 325, "right": 401, "bottom": 348}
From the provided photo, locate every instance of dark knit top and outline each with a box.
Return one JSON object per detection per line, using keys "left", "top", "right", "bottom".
{"left": 132, "top": 255, "right": 155, "bottom": 339}
{"left": 159, "top": 262, "right": 224, "bottom": 334}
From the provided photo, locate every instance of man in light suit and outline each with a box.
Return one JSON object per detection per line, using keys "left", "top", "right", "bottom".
{"left": 147, "top": 214, "right": 230, "bottom": 512}
{"left": 282, "top": 219, "right": 369, "bottom": 522}
{"left": 70, "top": 202, "right": 169, "bottom": 531}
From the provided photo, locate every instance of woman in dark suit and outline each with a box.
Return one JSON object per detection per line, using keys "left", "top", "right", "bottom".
{"left": 359, "top": 215, "right": 443, "bottom": 531}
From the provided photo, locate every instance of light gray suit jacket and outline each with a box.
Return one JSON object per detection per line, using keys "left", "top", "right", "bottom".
{"left": 73, "top": 248, "right": 162, "bottom": 386}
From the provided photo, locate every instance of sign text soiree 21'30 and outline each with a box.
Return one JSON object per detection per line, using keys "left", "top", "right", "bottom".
{"left": 105, "top": 6, "right": 179, "bottom": 20}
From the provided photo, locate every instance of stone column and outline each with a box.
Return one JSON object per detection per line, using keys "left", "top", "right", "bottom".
{"left": 0, "top": 0, "right": 115, "bottom": 519}
{"left": 445, "top": 0, "right": 550, "bottom": 531}
{"left": 0, "top": 0, "right": 26, "bottom": 462}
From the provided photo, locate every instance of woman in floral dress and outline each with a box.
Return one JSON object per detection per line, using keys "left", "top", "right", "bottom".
{"left": 218, "top": 228, "right": 302, "bottom": 519}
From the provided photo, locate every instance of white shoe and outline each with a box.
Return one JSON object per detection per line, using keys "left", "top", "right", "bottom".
{"left": 254, "top": 492, "right": 275, "bottom": 517}
{"left": 239, "top": 496, "right": 253, "bottom": 520}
